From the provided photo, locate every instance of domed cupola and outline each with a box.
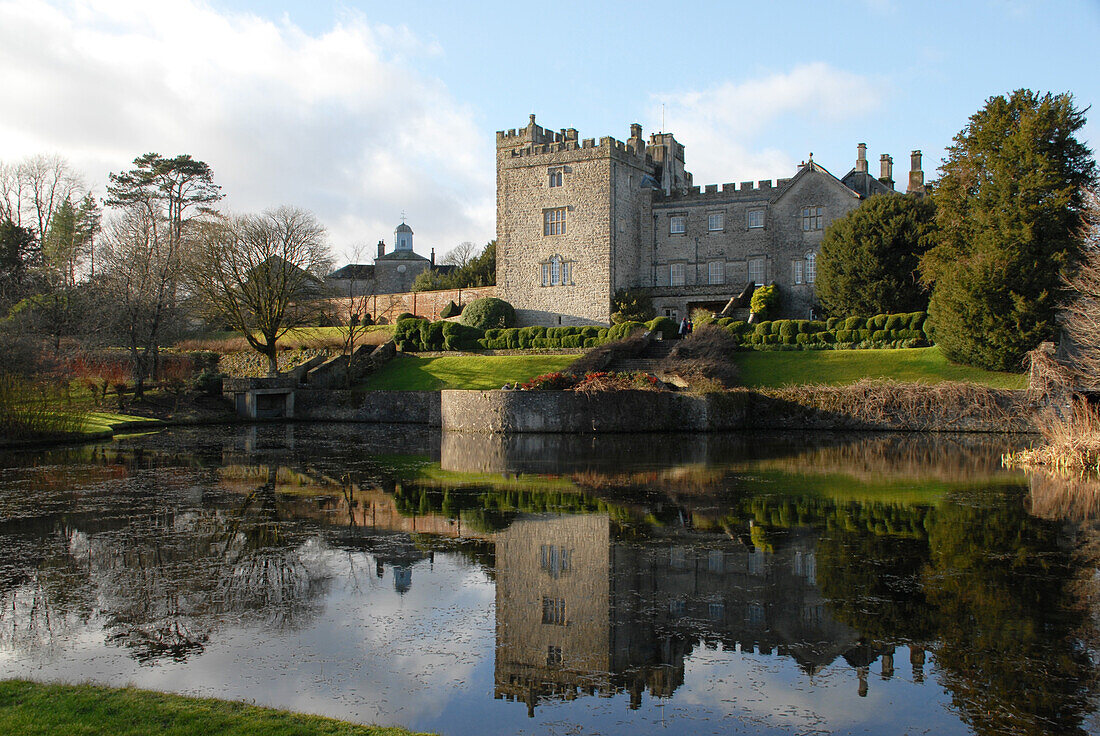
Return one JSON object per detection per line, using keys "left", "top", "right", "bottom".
{"left": 395, "top": 220, "right": 413, "bottom": 251}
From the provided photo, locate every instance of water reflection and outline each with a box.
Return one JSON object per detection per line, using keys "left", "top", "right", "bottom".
{"left": 0, "top": 426, "right": 1096, "bottom": 735}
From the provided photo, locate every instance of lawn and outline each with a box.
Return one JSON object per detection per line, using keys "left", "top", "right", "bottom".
{"left": 733, "top": 346, "right": 1027, "bottom": 389}
{"left": 0, "top": 680, "right": 428, "bottom": 736}
{"left": 358, "top": 354, "right": 578, "bottom": 390}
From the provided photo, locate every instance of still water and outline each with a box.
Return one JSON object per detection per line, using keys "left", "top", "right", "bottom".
{"left": 0, "top": 424, "right": 1097, "bottom": 735}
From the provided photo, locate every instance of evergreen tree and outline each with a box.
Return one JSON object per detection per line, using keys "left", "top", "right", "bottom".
{"left": 921, "top": 90, "right": 1097, "bottom": 371}
{"left": 43, "top": 196, "right": 78, "bottom": 285}
{"left": 815, "top": 193, "right": 936, "bottom": 316}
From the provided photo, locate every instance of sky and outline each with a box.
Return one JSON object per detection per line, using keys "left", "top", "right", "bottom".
{"left": 0, "top": 0, "right": 1097, "bottom": 264}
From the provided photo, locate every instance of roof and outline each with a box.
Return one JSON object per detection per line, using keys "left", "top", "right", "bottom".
{"left": 376, "top": 249, "right": 429, "bottom": 262}
{"left": 395, "top": 223, "right": 413, "bottom": 233}
{"left": 328, "top": 264, "right": 375, "bottom": 280}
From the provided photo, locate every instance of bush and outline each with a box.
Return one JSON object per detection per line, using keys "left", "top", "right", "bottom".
{"left": 439, "top": 322, "right": 482, "bottom": 351}
{"left": 826, "top": 317, "right": 841, "bottom": 329}
{"left": 610, "top": 288, "right": 655, "bottom": 324}
{"left": 843, "top": 316, "right": 864, "bottom": 331}
{"left": 750, "top": 284, "right": 780, "bottom": 319}
{"left": 192, "top": 370, "right": 223, "bottom": 395}
{"left": 439, "top": 300, "right": 462, "bottom": 319}
{"left": 420, "top": 321, "right": 445, "bottom": 351}
{"left": 777, "top": 320, "right": 797, "bottom": 340}
{"left": 646, "top": 316, "right": 678, "bottom": 339}
{"left": 607, "top": 321, "right": 644, "bottom": 340}
{"left": 460, "top": 297, "right": 516, "bottom": 330}
{"left": 396, "top": 312, "right": 415, "bottom": 322}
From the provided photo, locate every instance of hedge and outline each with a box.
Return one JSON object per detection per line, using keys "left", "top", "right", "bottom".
{"left": 720, "top": 312, "right": 930, "bottom": 351}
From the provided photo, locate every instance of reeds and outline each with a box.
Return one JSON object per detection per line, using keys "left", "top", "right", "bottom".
{"left": 1003, "top": 398, "right": 1100, "bottom": 473}
{"left": 0, "top": 374, "right": 89, "bottom": 442}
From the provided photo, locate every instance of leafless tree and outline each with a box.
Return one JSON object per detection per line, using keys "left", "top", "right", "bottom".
{"left": 331, "top": 244, "right": 376, "bottom": 387}
{"left": 97, "top": 207, "right": 182, "bottom": 397}
{"left": 1059, "top": 187, "right": 1100, "bottom": 384}
{"left": 186, "top": 207, "right": 331, "bottom": 376}
{"left": 442, "top": 240, "right": 477, "bottom": 268}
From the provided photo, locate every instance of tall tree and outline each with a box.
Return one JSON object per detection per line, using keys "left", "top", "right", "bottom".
{"left": 186, "top": 207, "right": 330, "bottom": 375}
{"left": 815, "top": 193, "right": 936, "bottom": 316}
{"left": 75, "top": 193, "right": 102, "bottom": 278}
{"left": 921, "top": 90, "right": 1098, "bottom": 371}
{"left": 43, "top": 197, "right": 79, "bottom": 286}
{"left": 0, "top": 219, "right": 39, "bottom": 310}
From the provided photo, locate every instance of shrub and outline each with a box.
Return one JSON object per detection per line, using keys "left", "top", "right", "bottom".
{"left": 646, "top": 316, "right": 678, "bottom": 339}
{"left": 420, "top": 321, "right": 445, "bottom": 351}
{"left": 659, "top": 325, "right": 740, "bottom": 388}
{"left": 441, "top": 322, "right": 483, "bottom": 351}
{"left": 610, "top": 288, "right": 656, "bottom": 324}
{"left": 777, "top": 320, "right": 797, "bottom": 340}
{"left": 460, "top": 297, "right": 516, "bottom": 330}
{"left": 795, "top": 333, "right": 812, "bottom": 345}
{"left": 750, "top": 284, "right": 779, "bottom": 318}
{"left": 726, "top": 320, "right": 749, "bottom": 335}
{"left": 843, "top": 316, "right": 864, "bottom": 331}
{"left": 884, "top": 313, "right": 906, "bottom": 331}
{"left": 753, "top": 321, "right": 770, "bottom": 336}
{"left": 394, "top": 317, "right": 428, "bottom": 350}
{"left": 607, "top": 321, "right": 644, "bottom": 340}
{"left": 872, "top": 329, "right": 889, "bottom": 342}
{"left": 868, "top": 314, "right": 889, "bottom": 330}
{"left": 192, "top": 370, "right": 223, "bottom": 395}
{"left": 826, "top": 317, "right": 841, "bottom": 329}
{"left": 396, "top": 312, "right": 415, "bottom": 322}
{"left": 439, "top": 300, "right": 462, "bottom": 319}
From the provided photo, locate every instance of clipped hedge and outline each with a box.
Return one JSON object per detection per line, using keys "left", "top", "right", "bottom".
{"left": 726, "top": 312, "right": 930, "bottom": 351}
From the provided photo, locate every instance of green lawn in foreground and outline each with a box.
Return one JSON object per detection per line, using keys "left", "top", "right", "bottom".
{"left": 0, "top": 680, "right": 429, "bottom": 736}
{"left": 358, "top": 354, "right": 578, "bottom": 390}
{"left": 733, "top": 346, "right": 1026, "bottom": 389}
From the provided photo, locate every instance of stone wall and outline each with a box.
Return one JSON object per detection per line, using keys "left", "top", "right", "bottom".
{"left": 325, "top": 285, "right": 497, "bottom": 324}
{"left": 295, "top": 389, "right": 441, "bottom": 425}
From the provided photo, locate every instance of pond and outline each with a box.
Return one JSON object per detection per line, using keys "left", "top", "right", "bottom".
{"left": 0, "top": 425, "right": 1097, "bottom": 735}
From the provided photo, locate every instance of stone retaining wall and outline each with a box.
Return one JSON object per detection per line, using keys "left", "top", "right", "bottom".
{"left": 295, "top": 389, "right": 441, "bottom": 425}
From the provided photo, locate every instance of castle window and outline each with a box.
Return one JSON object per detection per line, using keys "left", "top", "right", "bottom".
{"left": 561, "top": 260, "right": 572, "bottom": 284}
{"left": 547, "top": 646, "right": 563, "bottom": 666}
{"left": 542, "top": 596, "right": 567, "bottom": 625}
{"left": 548, "top": 168, "right": 563, "bottom": 187}
{"left": 550, "top": 257, "right": 560, "bottom": 285}
{"left": 540, "top": 545, "right": 572, "bottom": 578}
{"left": 709, "top": 261, "right": 724, "bottom": 285}
{"left": 793, "top": 259, "right": 804, "bottom": 285}
{"left": 708, "top": 212, "right": 724, "bottom": 231}
{"left": 544, "top": 208, "right": 566, "bottom": 236}
{"left": 670, "top": 215, "right": 686, "bottom": 234}
{"left": 747, "top": 209, "right": 765, "bottom": 229}
{"left": 801, "top": 206, "right": 823, "bottom": 231}
{"left": 806, "top": 252, "right": 817, "bottom": 283}
{"left": 670, "top": 262, "right": 686, "bottom": 286}
{"left": 540, "top": 255, "right": 573, "bottom": 286}
{"left": 749, "top": 258, "right": 765, "bottom": 286}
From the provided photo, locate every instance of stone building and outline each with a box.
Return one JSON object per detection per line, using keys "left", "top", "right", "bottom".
{"left": 496, "top": 115, "right": 925, "bottom": 325}
{"left": 326, "top": 220, "right": 455, "bottom": 297}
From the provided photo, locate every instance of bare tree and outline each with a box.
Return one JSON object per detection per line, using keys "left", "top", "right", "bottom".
{"left": 23, "top": 155, "right": 84, "bottom": 243}
{"left": 1060, "top": 187, "right": 1100, "bottom": 383}
{"left": 187, "top": 207, "right": 331, "bottom": 375}
{"left": 442, "top": 240, "right": 477, "bottom": 268}
{"left": 97, "top": 207, "right": 182, "bottom": 397}
{"left": 331, "top": 245, "right": 377, "bottom": 387}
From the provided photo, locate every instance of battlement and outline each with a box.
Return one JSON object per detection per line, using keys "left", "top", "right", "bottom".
{"left": 498, "top": 115, "right": 659, "bottom": 165}
{"left": 653, "top": 178, "right": 787, "bottom": 202}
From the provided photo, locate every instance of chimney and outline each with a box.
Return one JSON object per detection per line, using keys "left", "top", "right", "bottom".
{"left": 907, "top": 150, "right": 925, "bottom": 194}
{"left": 526, "top": 113, "right": 538, "bottom": 142}
{"left": 856, "top": 143, "right": 868, "bottom": 173}
{"left": 628, "top": 123, "right": 645, "bottom": 156}
{"left": 430, "top": 248, "right": 435, "bottom": 266}
{"left": 879, "top": 154, "right": 894, "bottom": 188}
{"left": 377, "top": 239, "right": 385, "bottom": 258}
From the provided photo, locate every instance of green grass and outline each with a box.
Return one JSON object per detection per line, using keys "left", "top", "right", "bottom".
{"left": 83, "top": 411, "right": 163, "bottom": 433}
{"left": 733, "top": 346, "right": 1026, "bottom": 389}
{"left": 0, "top": 680, "right": 430, "bottom": 736}
{"left": 358, "top": 354, "right": 578, "bottom": 390}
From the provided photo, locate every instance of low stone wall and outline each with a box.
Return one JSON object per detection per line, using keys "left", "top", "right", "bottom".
{"left": 438, "top": 386, "right": 1041, "bottom": 434}
{"left": 326, "top": 285, "right": 497, "bottom": 324}
{"left": 295, "top": 389, "right": 440, "bottom": 425}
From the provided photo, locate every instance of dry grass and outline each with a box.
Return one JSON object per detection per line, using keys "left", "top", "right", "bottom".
{"left": 659, "top": 325, "right": 740, "bottom": 388}
{"left": 1004, "top": 398, "right": 1100, "bottom": 473}
{"left": 566, "top": 335, "right": 647, "bottom": 375}
{"left": 768, "top": 378, "right": 1017, "bottom": 430}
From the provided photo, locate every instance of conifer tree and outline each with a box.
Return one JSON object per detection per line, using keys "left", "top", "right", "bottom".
{"left": 921, "top": 90, "right": 1097, "bottom": 371}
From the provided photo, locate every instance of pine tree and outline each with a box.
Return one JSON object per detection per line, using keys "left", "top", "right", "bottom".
{"left": 816, "top": 193, "right": 936, "bottom": 316}
{"left": 921, "top": 90, "right": 1098, "bottom": 371}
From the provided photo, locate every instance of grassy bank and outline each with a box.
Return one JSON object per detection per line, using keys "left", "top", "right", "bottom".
{"left": 358, "top": 354, "right": 577, "bottom": 390}
{"left": 734, "top": 346, "right": 1026, "bottom": 389}
{"left": 0, "top": 680, "right": 429, "bottom": 736}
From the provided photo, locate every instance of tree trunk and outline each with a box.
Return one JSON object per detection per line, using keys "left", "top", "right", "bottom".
{"left": 265, "top": 347, "right": 278, "bottom": 377}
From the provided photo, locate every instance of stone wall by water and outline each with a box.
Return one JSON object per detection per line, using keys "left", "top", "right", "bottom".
{"left": 295, "top": 389, "right": 441, "bottom": 425}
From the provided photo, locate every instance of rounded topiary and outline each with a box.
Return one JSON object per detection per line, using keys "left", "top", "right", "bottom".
{"left": 646, "top": 316, "right": 678, "bottom": 338}
{"left": 396, "top": 312, "right": 415, "bottom": 322}
{"left": 607, "top": 320, "right": 644, "bottom": 340}
{"left": 459, "top": 297, "right": 516, "bottom": 330}
{"left": 843, "top": 316, "right": 864, "bottom": 331}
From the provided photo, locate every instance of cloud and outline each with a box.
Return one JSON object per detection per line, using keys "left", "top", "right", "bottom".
{"left": 0, "top": 0, "right": 495, "bottom": 261}
{"left": 652, "top": 63, "right": 882, "bottom": 185}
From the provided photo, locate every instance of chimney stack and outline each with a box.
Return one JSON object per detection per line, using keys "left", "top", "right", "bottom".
{"left": 430, "top": 248, "right": 435, "bottom": 266}
{"left": 377, "top": 239, "right": 385, "bottom": 259}
{"left": 628, "top": 123, "right": 645, "bottom": 156}
{"left": 907, "top": 150, "right": 925, "bottom": 195}
{"left": 856, "top": 143, "right": 868, "bottom": 173}
{"left": 879, "top": 154, "right": 894, "bottom": 188}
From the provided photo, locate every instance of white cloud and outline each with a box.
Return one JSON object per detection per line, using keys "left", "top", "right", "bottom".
{"left": 0, "top": 0, "right": 495, "bottom": 262}
{"left": 653, "top": 62, "right": 882, "bottom": 186}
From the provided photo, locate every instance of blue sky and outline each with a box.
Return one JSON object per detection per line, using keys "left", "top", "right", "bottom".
{"left": 0, "top": 0, "right": 1097, "bottom": 262}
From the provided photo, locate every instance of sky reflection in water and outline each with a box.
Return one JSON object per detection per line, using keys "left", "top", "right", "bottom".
{"left": 0, "top": 425, "right": 1096, "bottom": 736}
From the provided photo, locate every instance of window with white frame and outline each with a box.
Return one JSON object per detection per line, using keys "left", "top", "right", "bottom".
{"left": 747, "top": 209, "right": 765, "bottom": 229}
{"left": 544, "top": 208, "right": 566, "bottom": 236}
{"left": 540, "top": 255, "right": 572, "bottom": 286}
{"left": 548, "top": 168, "right": 563, "bottom": 187}
{"left": 709, "top": 260, "right": 724, "bottom": 285}
{"left": 806, "top": 252, "right": 817, "bottom": 283}
{"left": 708, "top": 212, "right": 724, "bottom": 231}
{"left": 669, "top": 215, "right": 686, "bottom": 234}
{"left": 793, "top": 259, "right": 804, "bottom": 285}
{"left": 670, "top": 262, "right": 686, "bottom": 286}
{"left": 749, "top": 258, "right": 765, "bottom": 286}
{"left": 801, "top": 206, "right": 823, "bottom": 231}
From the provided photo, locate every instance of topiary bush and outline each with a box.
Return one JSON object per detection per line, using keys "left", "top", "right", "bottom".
{"left": 606, "top": 321, "right": 644, "bottom": 340}
{"left": 459, "top": 297, "right": 516, "bottom": 330}
{"left": 750, "top": 284, "right": 780, "bottom": 319}
{"left": 441, "top": 322, "right": 483, "bottom": 351}
{"left": 646, "top": 316, "right": 678, "bottom": 339}
{"left": 439, "top": 300, "right": 462, "bottom": 319}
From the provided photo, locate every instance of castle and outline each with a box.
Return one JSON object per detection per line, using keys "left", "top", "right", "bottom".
{"left": 496, "top": 115, "right": 925, "bottom": 325}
